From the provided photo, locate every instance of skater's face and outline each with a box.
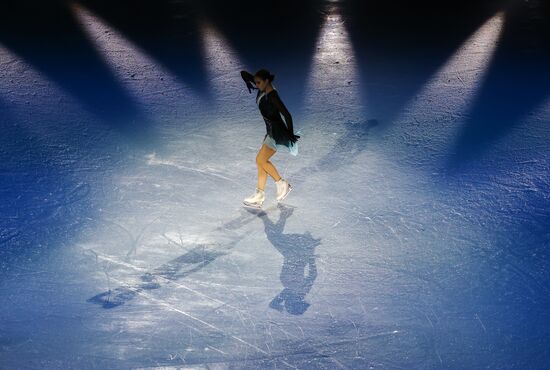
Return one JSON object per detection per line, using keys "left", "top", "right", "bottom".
{"left": 254, "top": 77, "right": 269, "bottom": 92}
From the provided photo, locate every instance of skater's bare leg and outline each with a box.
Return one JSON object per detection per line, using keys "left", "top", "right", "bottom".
{"left": 256, "top": 144, "right": 281, "bottom": 190}
{"left": 257, "top": 166, "right": 268, "bottom": 191}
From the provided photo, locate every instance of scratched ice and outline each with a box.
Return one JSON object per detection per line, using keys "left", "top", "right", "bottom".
{"left": 1, "top": 2, "right": 549, "bottom": 369}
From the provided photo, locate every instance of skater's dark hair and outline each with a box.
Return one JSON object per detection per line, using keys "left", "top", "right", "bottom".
{"left": 255, "top": 69, "right": 275, "bottom": 82}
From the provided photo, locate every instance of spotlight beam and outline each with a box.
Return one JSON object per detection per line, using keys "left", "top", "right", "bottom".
{"left": 0, "top": 43, "right": 94, "bottom": 139}
{"left": 382, "top": 11, "right": 505, "bottom": 167}
{"left": 199, "top": 20, "right": 247, "bottom": 111}
{"left": 73, "top": 4, "right": 201, "bottom": 115}
{"left": 304, "top": 7, "right": 365, "bottom": 124}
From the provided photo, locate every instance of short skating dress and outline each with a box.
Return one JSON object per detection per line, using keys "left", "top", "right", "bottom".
{"left": 241, "top": 71, "right": 299, "bottom": 156}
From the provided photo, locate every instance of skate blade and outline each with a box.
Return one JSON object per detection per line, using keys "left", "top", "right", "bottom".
{"left": 243, "top": 201, "right": 262, "bottom": 209}
{"left": 277, "top": 184, "right": 292, "bottom": 202}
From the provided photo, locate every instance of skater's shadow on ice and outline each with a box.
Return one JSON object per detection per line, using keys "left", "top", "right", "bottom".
{"left": 297, "top": 119, "right": 378, "bottom": 176}
{"left": 87, "top": 210, "right": 262, "bottom": 309}
{"left": 87, "top": 245, "right": 226, "bottom": 309}
{"left": 248, "top": 204, "right": 321, "bottom": 315}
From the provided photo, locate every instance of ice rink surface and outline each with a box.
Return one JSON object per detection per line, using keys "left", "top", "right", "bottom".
{"left": 1, "top": 1, "right": 549, "bottom": 368}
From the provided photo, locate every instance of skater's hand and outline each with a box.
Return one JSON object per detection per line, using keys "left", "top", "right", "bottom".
{"left": 288, "top": 131, "right": 300, "bottom": 143}
{"left": 278, "top": 204, "right": 295, "bottom": 217}
{"left": 245, "top": 81, "right": 257, "bottom": 94}
{"left": 241, "top": 70, "right": 257, "bottom": 93}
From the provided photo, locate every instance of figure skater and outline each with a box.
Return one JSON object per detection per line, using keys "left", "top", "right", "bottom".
{"left": 240, "top": 69, "right": 300, "bottom": 208}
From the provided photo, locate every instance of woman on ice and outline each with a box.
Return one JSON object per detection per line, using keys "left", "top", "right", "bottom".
{"left": 240, "top": 69, "right": 300, "bottom": 208}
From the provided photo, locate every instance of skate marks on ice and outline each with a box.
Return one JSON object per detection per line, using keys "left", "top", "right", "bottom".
{"left": 87, "top": 245, "right": 228, "bottom": 308}
{"left": 85, "top": 208, "right": 262, "bottom": 308}
{"left": 85, "top": 203, "right": 319, "bottom": 314}
{"left": 82, "top": 204, "right": 323, "bottom": 366}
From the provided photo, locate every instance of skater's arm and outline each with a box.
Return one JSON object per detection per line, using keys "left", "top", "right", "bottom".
{"left": 240, "top": 70, "right": 257, "bottom": 93}
{"left": 271, "top": 91, "right": 294, "bottom": 133}
{"left": 305, "top": 259, "right": 317, "bottom": 288}
{"left": 271, "top": 91, "right": 300, "bottom": 143}
{"left": 240, "top": 70, "right": 255, "bottom": 83}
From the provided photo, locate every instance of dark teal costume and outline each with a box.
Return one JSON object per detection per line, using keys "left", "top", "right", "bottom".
{"left": 241, "top": 71, "right": 300, "bottom": 155}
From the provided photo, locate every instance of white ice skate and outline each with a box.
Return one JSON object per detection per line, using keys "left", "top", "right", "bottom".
{"left": 275, "top": 178, "right": 292, "bottom": 202}
{"left": 243, "top": 188, "right": 265, "bottom": 208}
